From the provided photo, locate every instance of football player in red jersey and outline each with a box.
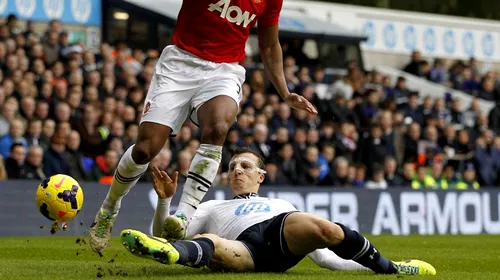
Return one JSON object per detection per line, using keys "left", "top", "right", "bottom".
{"left": 89, "top": 0, "right": 317, "bottom": 254}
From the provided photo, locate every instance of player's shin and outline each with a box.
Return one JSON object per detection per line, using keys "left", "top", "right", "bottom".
{"left": 103, "top": 145, "right": 149, "bottom": 213}
{"left": 171, "top": 237, "right": 215, "bottom": 268}
{"left": 327, "top": 223, "right": 397, "bottom": 274}
{"left": 175, "top": 144, "right": 222, "bottom": 219}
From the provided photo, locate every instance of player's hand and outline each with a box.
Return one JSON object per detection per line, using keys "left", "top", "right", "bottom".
{"left": 284, "top": 93, "right": 318, "bottom": 115}
{"left": 151, "top": 166, "right": 178, "bottom": 199}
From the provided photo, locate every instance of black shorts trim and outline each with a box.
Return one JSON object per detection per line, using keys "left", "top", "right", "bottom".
{"left": 279, "top": 211, "right": 294, "bottom": 255}
{"left": 236, "top": 211, "right": 305, "bottom": 272}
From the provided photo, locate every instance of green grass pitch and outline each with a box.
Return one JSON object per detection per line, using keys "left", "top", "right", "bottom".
{"left": 0, "top": 235, "right": 499, "bottom": 280}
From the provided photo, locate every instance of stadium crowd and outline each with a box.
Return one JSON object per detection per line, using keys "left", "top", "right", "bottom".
{"left": 0, "top": 15, "right": 499, "bottom": 189}
{"left": 402, "top": 50, "right": 500, "bottom": 101}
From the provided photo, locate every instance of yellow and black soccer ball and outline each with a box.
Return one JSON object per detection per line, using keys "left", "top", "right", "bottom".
{"left": 35, "top": 174, "right": 84, "bottom": 222}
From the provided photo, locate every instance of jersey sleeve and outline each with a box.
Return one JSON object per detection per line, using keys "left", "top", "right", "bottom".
{"left": 153, "top": 198, "right": 171, "bottom": 237}
{"left": 258, "top": 0, "right": 283, "bottom": 26}
{"left": 185, "top": 202, "right": 211, "bottom": 239}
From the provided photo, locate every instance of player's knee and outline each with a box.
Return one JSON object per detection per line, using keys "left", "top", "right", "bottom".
{"left": 312, "top": 218, "right": 343, "bottom": 246}
{"left": 197, "top": 233, "right": 221, "bottom": 246}
{"left": 202, "top": 122, "right": 229, "bottom": 144}
{"left": 131, "top": 143, "right": 156, "bottom": 164}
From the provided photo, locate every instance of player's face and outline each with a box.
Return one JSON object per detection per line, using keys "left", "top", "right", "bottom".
{"left": 228, "top": 153, "right": 265, "bottom": 192}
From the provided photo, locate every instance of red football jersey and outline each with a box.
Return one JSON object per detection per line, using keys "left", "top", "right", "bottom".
{"left": 173, "top": 0, "right": 283, "bottom": 63}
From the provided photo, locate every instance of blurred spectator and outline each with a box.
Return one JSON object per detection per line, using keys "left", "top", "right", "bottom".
{"left": 333, "top": 122, "right": 357, "bottom": 162}
{"left": 460, "top": 67, "right": 480, "bottom": 93}
{"left": 365, "top": 165, "right": 388, "bottom": 189}
{"left": 278, "top": 143, "right": 299, "bottom": 184}
{"left": 89, "top": 149, "right": 119, "bottom": 183}
{"left": 42, "top": 31, "right": 59, "bottom": 65}
{"left": 251, "top": 124, "right": 271, "bottom": 161}
{"left": 358, "top": 124, "right": 386, "bottom": 177}
{"left": 318, "top": 144, "right": 334, "bottom": 180}
{"left": 270, "top": 126, "right": 290, "bottom": 159}
{"left": 25, "top": 118, "right": 49, "bottom": 149}
{"left": 0, "top": 118, "right": 28, "bottom": 158}
{"left": 221, "top": 128, "right": 240, "bottom": 172}
{"left": 330, "top": 67, "right": 364, "bottom": 101}
{"left": 173, "top": 150, "right": 192, "bottom": 185}
{"left": 400, "top": 92, "right": 424, "bottom": 125}
{"left": 475, "top": 76, "right": 499, "bottom": 101}
{"left": 442, "top": 163, "right": 459, "bottom": 187}
{"left": 42, "top": 119, "right": 56, "bottom": 141}
{"left": 352, "top": 164, "right": 366, "bottom": 187}
{"left": 401, "top": 162, "right": 415, "bottom": 186}
{"left": 384, "top": 157, "right": 404, "bottom": 186}
{"left": 455, "top": 162, "right": 480, "bottom": 190}
{"left": 263, "top": 162, "right": 289, "bottom": 185}
{"left": 417, "top": 126, "right": 441, "bottom": 166}
{"left": 271, "top": 103, "right": 295, "bottom": 135}
{"left": 403, "top": 50, "right": 421, "bottom": 76}
{"left": 73, "top": 103, "right": 109, "bottom": 158}
{"left": 22, "top": 145, "right": 45, "bottom": 180}
{"left": 428, "top": 162, "right": 446, "bottom": 189}
{"left": 42, "top": 130, "right": 71, "bottom": 177}
{"left": 429, "top": 58, "right": 447, "bottom": 84}
{"left": 66, "top": 130, "right": 87, "bottom": 181}
{"left": 332, "top": 157, "right": 350, "bottom": 186}
{"left": 418, "top": 60, "right": 431, "bottom": 79}
{"left": 488, "top": 101, "right": 500, "bottom": 134}
{"left": 5, "top": 143, "right": 25, "bottom": 179}
{"left": 474, "top": 130, "right": 500, "bottom": 186}
{"left": 411, "top": 165, "right": 431, "bottom": 189}
{"left": 355, "top": 89, "right": 380, "bottom": 130}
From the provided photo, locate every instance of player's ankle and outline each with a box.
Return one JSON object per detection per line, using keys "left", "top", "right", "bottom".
{"left": 102, "top": 198, "right": 121, "bottom": 213}
{"left": 171, "top": 238, "right": 214, "bottom": 267}
{"left": 176, "top": 203, "right": 197, "bottom": 219}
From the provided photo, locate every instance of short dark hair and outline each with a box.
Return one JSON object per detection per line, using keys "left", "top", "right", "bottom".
{"left": 231, "top": 147, "right": 265, "bottom": 170}
{"left": 10, "top": 143, "right": 24, "bottom": 152}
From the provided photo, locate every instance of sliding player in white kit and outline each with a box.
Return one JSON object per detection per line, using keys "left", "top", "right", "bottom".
{"left": 89, "top": 0, "right": 318, "bottom": 254}
{"left": 120, "top": 148, "right": 436, "bottom": 275}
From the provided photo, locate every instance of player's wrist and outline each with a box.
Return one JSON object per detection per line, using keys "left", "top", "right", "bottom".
{"left": 158, "top": 197, "right": 172, "bottom": 205}
{"left": 280, "top": 91, "right": 291, "bottom": 101}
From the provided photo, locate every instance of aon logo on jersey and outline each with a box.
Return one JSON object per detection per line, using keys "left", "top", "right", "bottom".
{"left": 234, "top": 202, "right": 271, "bottom": 216}
{"left": 208, "top": 0, "right": 257, "bottom": 28}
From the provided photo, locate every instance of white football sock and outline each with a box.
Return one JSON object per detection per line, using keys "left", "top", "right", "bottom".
{"left": 102, "top": 145, "right": 149, "bottom": 213}
{"left": 175, "top": 144, "right": 222, "bottom": 219}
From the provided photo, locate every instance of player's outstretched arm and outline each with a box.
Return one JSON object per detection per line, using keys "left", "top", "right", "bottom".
{"left": 152, "top": 166, "right": 179, "bottom": 237}
{"left": 308, "top": 248, "right": 372, "bottom": 272}
{"left": 258, "top": 24, "right": 317, "bottom": 116}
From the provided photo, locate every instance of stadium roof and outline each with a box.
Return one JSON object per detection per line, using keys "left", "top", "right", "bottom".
{"left": 117, "top": 0, "right": 367, "bottom": 43}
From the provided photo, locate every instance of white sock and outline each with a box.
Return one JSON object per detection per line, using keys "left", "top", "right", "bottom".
{"left": 102, "top": 145, "right": 149, "bottom": 213}
{"left": 175, "top": 144, "right": 222, "bottom": 219}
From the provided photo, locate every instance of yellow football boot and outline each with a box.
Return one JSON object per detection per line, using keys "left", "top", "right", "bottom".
{"left": 120, "top": 229, "right": 180, "bottom": 265}
{"left": 393, "top": 260, "right": 437, "bottom": 275}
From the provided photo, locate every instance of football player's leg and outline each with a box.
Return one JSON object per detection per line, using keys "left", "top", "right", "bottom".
{"left": 194, "top": 234, "right": 254, "bottom": 272}
{"left": 282, "top": 212, "right": 435, "bottom": 275}
{"left": 121, "top": 230, "right": 253, "bottom": 272}
{"left": 103, "top": 123, "right": 171, "bottom": 212}
{"left": 90, "top": 122, "right": 170, "bottom": 254}
{"left": 165, "top": 96, "right": 239, "bottom": 240}
{"left": 90, "top": 70, "right": 192, "bottom": 254}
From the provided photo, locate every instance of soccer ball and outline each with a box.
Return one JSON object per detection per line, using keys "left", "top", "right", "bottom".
{"left": 35, "top": 174, "right": 84, "bottom": 222}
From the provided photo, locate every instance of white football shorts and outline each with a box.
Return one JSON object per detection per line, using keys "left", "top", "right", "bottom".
{"left": 140, "top": 45, "right": 246, "bottom": 135}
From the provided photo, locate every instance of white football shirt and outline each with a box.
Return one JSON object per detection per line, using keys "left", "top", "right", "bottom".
{"left": 185, "top": 196, "right": 297, "bottom": 240}
{"left": 152, "top": 194, "right": 371, "bottom": 272}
